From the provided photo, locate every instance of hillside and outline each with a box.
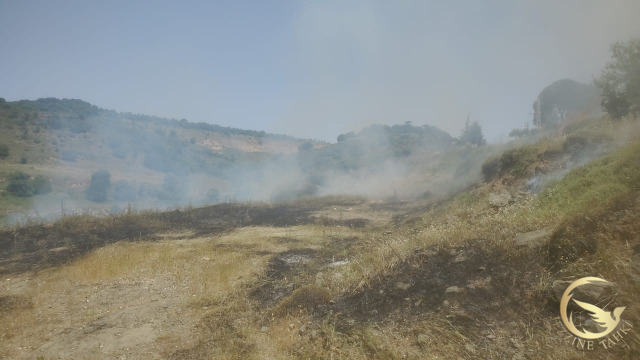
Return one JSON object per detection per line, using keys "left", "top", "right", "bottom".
{"left": 1, "top": 114, "right": 640, "bottom": 359}
{"left": 0, "top": 98, "right": 325, "bottom": 223}
{"left": 0, "top": 98, "right": 471, "bottom": 225}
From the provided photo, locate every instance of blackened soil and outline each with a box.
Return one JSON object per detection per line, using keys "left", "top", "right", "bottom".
{"left": 250, "top": 236, "right": 358, "bottom": 308}
{"left": 249, "top": 249, "right": 318, "bottom": 307}
{"left": 330, "top": 240, "right": 546, "bottom": 330}
{"left": 0, "top": 202, "right": 325, "bottom": 275}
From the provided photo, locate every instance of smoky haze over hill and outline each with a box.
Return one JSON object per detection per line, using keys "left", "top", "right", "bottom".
{"left": 0, "top": 98, "right": 499, "bottom": 223}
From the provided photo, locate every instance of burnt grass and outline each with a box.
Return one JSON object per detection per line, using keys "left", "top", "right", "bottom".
{"left": 0, "top": 200, "right": 366, "bottom": 274}
{"left": 329, "top": 240, "right": 547, "bottom": 331}
{"left": 250, "top": 236, "right": 358, "bottom": 308}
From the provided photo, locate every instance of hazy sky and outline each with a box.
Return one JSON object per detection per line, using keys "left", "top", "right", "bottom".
{"left": 1, "top": 1, "right": 639, "bottom": 142}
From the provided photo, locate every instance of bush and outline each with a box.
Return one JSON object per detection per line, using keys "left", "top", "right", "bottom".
{"left": 562, "top": 134, "right": 589, "bottom": 155}
{"left": 5, "top": 172, "right": 51, "bottom": 197}
{"left": 6, "top": 172, "right": 32, "bottom": 197}
{"left": 31, "top": 175, "right": 52, "bottom": 195}
{"left": 86, "top": 170, "right": 111, "bottom": 202}
{"left": 481, "top": 155, "right": 501, "bottom": 180}
{"left": 0, "top": 144, "right": 9, "bottom": 159}
{"left": 500, "top": 147, "right": 537, "bottom": 177}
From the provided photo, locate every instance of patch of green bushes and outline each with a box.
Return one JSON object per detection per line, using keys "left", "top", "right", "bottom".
{"left": 5, "top": 171, "right": 51, "bottom": 197}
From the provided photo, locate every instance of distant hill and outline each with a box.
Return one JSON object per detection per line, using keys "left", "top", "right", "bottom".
{"left": 0, "top": 97, "right": 471, "bottom": 223}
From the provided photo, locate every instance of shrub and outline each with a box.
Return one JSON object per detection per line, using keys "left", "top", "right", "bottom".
{"left": 5, "top": 172, "right": 51, "bottom": 197}
{"left": 500, "top": 147, "right": 537, "bottom": 177}
{"left": 86, "top": 170, "right": 111, "bottom": 202}
{"left": 6, "top": 172, "right": 32, "bottom": 197}
{"left": 562, "top": 134, "right": 589, "bottom": 155}
{"left": 481, "top": 155, "right": 501, "bottom": 180}
{"left": 31, "top": 175, "right": 52, "bottom": 195}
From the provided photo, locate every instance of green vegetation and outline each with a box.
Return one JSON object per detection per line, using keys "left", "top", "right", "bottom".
{"left": 535, "top": 141, "right": 640, "bottom": 217}
{"left": 458, "top": 119, "right": 486, "bottom": 146}
{"left": 85, "top": 170, "right": 111, "bottom": 202}
{"left": 596, "top": 38, "right": 640, "bottom": 119}
{"left": 5, "top": 171, "right": 51, "bottom": 197}
{"left": 533, "top": 79, "right": 600, "bottom": 128}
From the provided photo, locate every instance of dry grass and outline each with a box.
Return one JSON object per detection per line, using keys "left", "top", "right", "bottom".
{"left": 3, "top": 124, "right": 640, "bottom": 359}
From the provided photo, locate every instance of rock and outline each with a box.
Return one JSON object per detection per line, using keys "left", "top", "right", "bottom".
{"left": 467, "top": 276, "right": 491, "bottom": 289}
{"left": 453, "top": 252, "right": 467, "bottom": 263}
{"left": 445, "top": 286, "right": 463, "bottom": 293}
{"left": 396, "top": 282, "right": 411, "bottom": 290}
{"left": 464, "top": 343, "right": 476, "bottom": 354}
{"left": 327, "top": 260, "right": 350, "bottom": 268}
{"left": 514, "top": 227, "right": 553, "bottom": 249}
{"left": 552, "top": 279, "right": 616, "bottom": 303}
{"left": 417, "top": 334, "right": 429, "bottom": 345}
{"left": 299, "top": 324, "right": 307, "bottom": 333}
{"left": 489, "top": 189, "right": 511, "bottom": 207}
{"left": 509, "top": 338, "right": 523, "bottom": 349}
{"left": 260, "top": 326, "right": 269, "bottom": 333}
{"left": 414, "top": 299, "right": 422, "bottom": 306}
{"left": 451, "top": 310, "right": 474, "bottom": 324}
{"left": 310, "top": 329, "right": 319, "bottom": 339}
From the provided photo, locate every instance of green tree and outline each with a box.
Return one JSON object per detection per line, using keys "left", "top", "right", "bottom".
{"left": 459, "top": 119, "right": 486, "bottom": 146}
{"left": 6, "top": 171, "right": 32, "bottom": 197}
{"left": 596, "top": 38, "right": 640, "bottom": 119}
{"left": 86, "top": 170, "right": 111, "bottom": 202}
